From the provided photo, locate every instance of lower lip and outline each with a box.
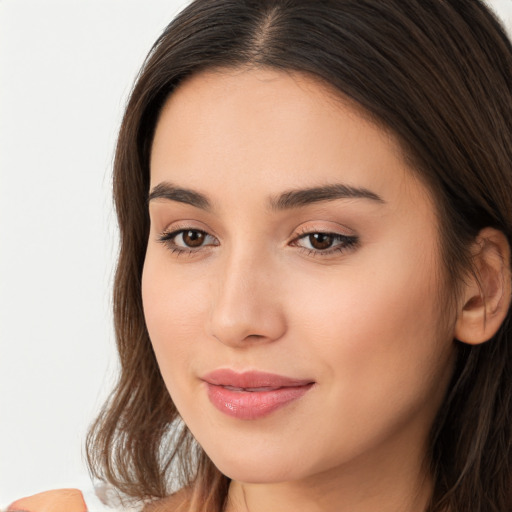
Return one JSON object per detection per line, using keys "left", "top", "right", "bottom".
{"left": 205, "top": 383, "right": 314, "bottom": 420}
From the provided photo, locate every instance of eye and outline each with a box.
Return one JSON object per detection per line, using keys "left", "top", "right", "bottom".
{"left": 292, "top": 231, "right": 358, "bottom": 255}
{"left": 158, "top": 228, "right": 218, "bottom": 253}
{"left": 303, "top": 233, "right": 336, "bottom": 250}
{"left": 175, "top": 230, "right": 208, "bottom": 248}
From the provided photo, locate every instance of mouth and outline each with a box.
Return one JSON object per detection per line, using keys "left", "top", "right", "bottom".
{"left": 201, "top": 369, "right": 315, "bottom": 420}
{"left": 222, "top": 385, "right": 284, "bottom": 392}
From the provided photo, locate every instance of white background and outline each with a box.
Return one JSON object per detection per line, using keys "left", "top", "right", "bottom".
{"left": 1, "top": 0, "right": 511, "bottom": 506}
{"left": 0, "top": 0, "right": 190, "bottom": 504}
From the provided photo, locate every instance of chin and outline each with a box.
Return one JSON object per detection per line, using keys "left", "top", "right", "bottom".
{"left": 207, "top": 449, "right": 309, "bottom": 484}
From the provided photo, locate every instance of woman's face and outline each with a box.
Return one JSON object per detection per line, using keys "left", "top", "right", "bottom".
{"left": 143, "top": 68, "right": 456, "bottom": 485}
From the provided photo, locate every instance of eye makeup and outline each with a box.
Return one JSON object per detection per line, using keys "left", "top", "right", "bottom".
{"left": 157, "top": 225, "right": 359, "bottom": 259}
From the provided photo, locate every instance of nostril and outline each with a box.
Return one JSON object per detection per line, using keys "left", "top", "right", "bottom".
{"left": 211, "top": 331, "right": 266, "bottom": 345}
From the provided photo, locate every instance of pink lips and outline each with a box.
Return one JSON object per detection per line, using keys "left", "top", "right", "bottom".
{"left": 202, "top": 369, "right": 314, "bottom": 420}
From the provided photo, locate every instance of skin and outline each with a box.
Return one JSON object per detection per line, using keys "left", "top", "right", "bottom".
{"left": 143, "top": 68, "right": 458, "bottom": 512}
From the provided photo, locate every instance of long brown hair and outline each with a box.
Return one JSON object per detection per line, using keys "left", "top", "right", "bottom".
{"left": 86, "top": 1, "right": 512, "bottom": 510}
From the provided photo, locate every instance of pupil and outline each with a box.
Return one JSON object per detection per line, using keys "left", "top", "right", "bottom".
{"left": 309, "top": 233, "right": 333, "bottom": 250}
{"left": 184, "top": 230, "right": 204, "bottom": 247}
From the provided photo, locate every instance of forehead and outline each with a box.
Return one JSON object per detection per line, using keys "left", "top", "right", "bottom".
{"left": 150, "top": 67, "right": 427, "bottom": 210}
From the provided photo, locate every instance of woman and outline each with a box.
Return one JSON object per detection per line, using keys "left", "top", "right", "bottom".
{"left": 7, "top": 0, "right": 512, "bottom": 511}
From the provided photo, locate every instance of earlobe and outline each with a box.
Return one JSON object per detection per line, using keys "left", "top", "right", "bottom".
{"left": 454, "top": 228, "right": 511, "bottom": 345}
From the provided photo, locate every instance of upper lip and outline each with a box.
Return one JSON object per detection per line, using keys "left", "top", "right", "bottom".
{"left": 201, "top": 369, "right": 314, "bottom": 388}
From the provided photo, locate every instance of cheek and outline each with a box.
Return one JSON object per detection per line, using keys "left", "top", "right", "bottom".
{"left": 141, "top": 248, "right": 215, "bottom": 401}
{"left": 294, "top": 255, "right": 437, "bottom": 332}
{"left": 286, "top": 239, "right": 450, "bottom": 394}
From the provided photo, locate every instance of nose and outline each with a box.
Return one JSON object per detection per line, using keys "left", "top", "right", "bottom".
{"left": 207, "top": 248, "right": 287, "bottom": 347}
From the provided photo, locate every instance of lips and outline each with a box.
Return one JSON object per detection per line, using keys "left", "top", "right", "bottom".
{"left": 202, "top": 369, "right": 315, "bottom": 420}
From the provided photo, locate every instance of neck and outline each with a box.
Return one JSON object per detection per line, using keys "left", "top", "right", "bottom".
{"left": 224, "top": 434, "right": 433, "bottom": 512}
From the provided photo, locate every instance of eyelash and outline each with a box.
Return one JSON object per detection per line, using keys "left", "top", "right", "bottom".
{"left": 157, "top": 227, "right": 359, "bottom": 258}
{"left": 291, "top": 227, "right": 359, "bottom": 257}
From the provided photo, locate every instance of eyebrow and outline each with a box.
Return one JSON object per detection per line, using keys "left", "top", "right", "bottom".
{"left": 148, "top": 182, "right": 211, "bottom": 210}
{"left": 147, "top": 181, "right": 385, "bottom": 211}
{"left": 269, "top": 183, "right": 385, "bottom": 210}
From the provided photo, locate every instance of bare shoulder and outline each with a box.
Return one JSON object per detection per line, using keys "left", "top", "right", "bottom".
{"left": 6, "top": 489, "right": 87, "bottom": 512}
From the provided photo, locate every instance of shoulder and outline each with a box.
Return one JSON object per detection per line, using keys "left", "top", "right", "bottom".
{"left": 5, "top": 487, "right": 188, "bottom": 512}
{"left": 6, "top": 489, "right": 87, "bottom": 512}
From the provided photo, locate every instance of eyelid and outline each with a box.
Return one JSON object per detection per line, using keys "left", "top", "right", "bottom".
{"left": 294, "top": 222, "right": 355, "bottom": 237}
{"left": 156, "top": 218, "right": 216, "bottom": 235}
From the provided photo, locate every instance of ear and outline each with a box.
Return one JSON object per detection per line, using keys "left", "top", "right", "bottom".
{"left": 454, "top": 228, "right": 511, "bottom": 345}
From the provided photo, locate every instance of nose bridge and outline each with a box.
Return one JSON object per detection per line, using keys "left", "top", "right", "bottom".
{"left": 208, "top": 241, "right": 285, "bottom": 346}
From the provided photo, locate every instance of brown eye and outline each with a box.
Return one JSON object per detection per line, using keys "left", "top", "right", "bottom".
{"left": 308, "top": 233, "right": 334, "bottom": 250}
{"left": 182, "top": 230, "right": 206, "bottom": 247}
{"left": 159, "top": 228, "right": 218, "bottom": 252}
{"left": 293, "top": 231, "right": 359, "bottom": 255}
